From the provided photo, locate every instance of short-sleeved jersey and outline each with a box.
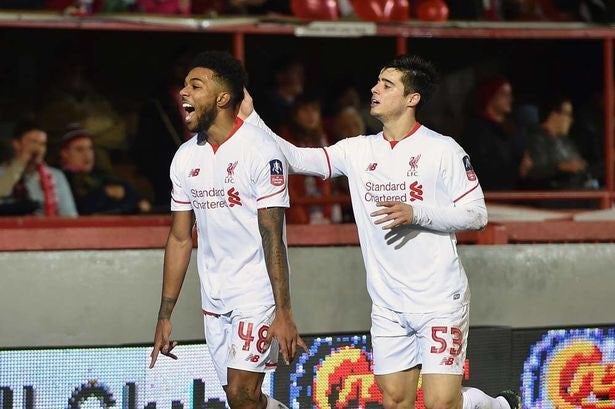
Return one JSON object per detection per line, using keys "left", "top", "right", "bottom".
{"left": 326, "top": 125, "right": 482, "bottom": 312}
{"left": 170, "top": 118, "right": 289, "bottom": 314}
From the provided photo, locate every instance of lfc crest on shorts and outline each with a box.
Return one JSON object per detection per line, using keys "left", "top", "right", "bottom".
{"left": 269, "top": 159, "right": 285, "bottom": 186}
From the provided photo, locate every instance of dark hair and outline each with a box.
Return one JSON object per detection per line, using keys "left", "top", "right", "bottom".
{"left": 381, "top": 55, "right": 439, "bottom": 107}
{"left": 539, "top": 94, "right": 572, "bottom": 123}
{"left": 189, "top": 51, "right": 247, "bottom": 109}
{"left": 12, "top": 118, "right": 43, "bottom": 141}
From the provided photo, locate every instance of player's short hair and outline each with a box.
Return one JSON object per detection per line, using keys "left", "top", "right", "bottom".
{"left": 539, "top": 94, "right": 572, "bottom": 123}
{"left": 189, "top": 51, "right": 247, "bottom": 109}
{"left": 12, "top": 118, "right": 43, "bottom": 141}
{"left": 382, "top": 55, "right": 439, "bottom": 106}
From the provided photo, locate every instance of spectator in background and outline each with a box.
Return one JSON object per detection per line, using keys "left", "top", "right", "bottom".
{"left": 134, "top": 51, "right": 192, "bottom": 210}
{"left": 0, "top": 119, "right": 77, "bottom": 216}
{"left": 522, "top": 95, "right": 597, "bottom": 190}
{"left": 259, "top": 57, "right": 305, "bottom": 133}
{"left": 327, "top": 82, "right": 381, "bottom": 135}
{"left": 571, "top": 89, "right": 607, "bottom": 185}
{"left": 281, "top": 94, "right": 340, "bottom": 224}
{"left": 330, "top": 105, "right": 366, "bottom": 143}
{"left": 462, "top": 77, "right": 525, "bottom": 190}
{"left": 329, "top": 105, "right": 366, "bottom": 223}
{"left": 38, "top": 61, "right": 127, "bottom": 174}
{"left": 60, "top": 126, "right": 151, "bottom": 215}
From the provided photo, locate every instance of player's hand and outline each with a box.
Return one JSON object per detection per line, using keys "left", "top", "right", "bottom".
{"left": 238, "top": 88, "right": 254, "bottom": 120}
{"left": 264, "top": 309, "right": 308, "bottom": 365}
{"left": 370, "top": 201, "right": 414, "bottom": 229}
{"left": 149, "top": 318, "right": 178, "bottom": 368}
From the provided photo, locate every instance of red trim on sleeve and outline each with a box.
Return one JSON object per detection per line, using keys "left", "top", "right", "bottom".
{"left": 172, "top": 196, "right": 191, "bottom": 205}
{"left": 321, "top": 147, "right": 332, "bottom": 179}
{"left": 453, "top": 183, "right": 480, "bottom": 203}
{"left": 202, "top": 309, "right": 220, "bottom": 317}
{"left": 256, "top": 186, "right": 286, "bottom": 202}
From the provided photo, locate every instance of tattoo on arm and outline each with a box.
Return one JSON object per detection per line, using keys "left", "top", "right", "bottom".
{"left": 158, "top": 297, "right": 177, "bottom": 320}
{"left": 258, "top": 207, "right": 290, "bottom": 310}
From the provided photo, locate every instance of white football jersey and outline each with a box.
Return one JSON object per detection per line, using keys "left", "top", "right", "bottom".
{"left": 247, "top": 112, "right": 483, "bottom": 313}
{"left": 170, "top": 118, "right": 289, "bottom": 314}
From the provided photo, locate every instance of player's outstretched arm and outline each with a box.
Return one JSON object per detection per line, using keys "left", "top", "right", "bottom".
{"left": 257, "top": 207, "right": 308, "bottom": 364}
{"left": 150, "top": 210, "right": 194, "bottom": 368}
{"left": 239, "top": 89, "right": 331, "bottom": 179}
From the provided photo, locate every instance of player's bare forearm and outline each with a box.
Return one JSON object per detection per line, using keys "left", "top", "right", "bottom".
{"left": 258, "top": 206, "right": 307, "bottom": 363}
{"left": 257, "top": 207, "right": 291, "bottom": 311}
{"left": 159, "top": 210, "right": 194, "bottom": 319}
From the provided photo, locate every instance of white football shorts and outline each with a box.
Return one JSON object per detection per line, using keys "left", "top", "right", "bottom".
{"left": 203, "top": 304, "right": 279, "bottom": 386}
{"left": 370, "top": 303, "right": 469, "bottom": 376}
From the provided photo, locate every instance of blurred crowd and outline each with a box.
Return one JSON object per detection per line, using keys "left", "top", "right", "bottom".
{"left": 0, "top": 47, "right": 609, "bottom": 220}
{"left": 0, "top": 0, "right": 613, "bottom": 23}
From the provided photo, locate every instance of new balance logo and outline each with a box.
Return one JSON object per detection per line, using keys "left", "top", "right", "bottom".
{"left": 366, "top": 163, "right": 378, "bottom": 171}
{"left": 227, "top": 187, "right": 242, "bottom": 207}
{"left": 409, "top": 181, "right": 423, "bottom": 202}
{"left": 188, "top": 168, "right": 200, "bottom": 177}
{"left": 440, "top": 357, "right": 455, "bottom": 366}
{"left": 245, "top": 353, "right": 260, "bottom": 363}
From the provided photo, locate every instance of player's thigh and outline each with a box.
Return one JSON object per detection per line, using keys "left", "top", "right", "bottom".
{"left": 417, "top": 305, "right": 469, "bottom": 376}
{"left": 203, "top": 312, "right": 232, "bottom": 386}
{"left": 228, "top": 305, "right": 278, "bottom": 374}
{"left": 375, "top": 367, "right": 421, "bottom": 407}
{"left": 421, "top": 373, "right": 463, "bottom": 409}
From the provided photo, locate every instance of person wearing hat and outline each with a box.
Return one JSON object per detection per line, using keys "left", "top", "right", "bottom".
{"left": 60, "top": 125, "right": 151, "bottom": 215}
{"left": 0, "top": 119, "right": 77, "bottom": 216}
{"left": 461, "top": 77, "right": 526, "bottom": 191}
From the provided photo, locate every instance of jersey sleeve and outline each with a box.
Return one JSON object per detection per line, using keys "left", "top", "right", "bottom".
{"left": 252, "top": 143, "right": 290, "bottom": 209}
{"left": 245, "top": 110, "right": 347, "bottom": 179}
{"left": 169, "top": 150, "right": 193, "bottom": 211}
{"left": 442, "top": 142, "right": 484, "bottom": 205}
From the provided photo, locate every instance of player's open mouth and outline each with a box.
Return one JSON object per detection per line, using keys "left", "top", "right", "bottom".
{"left": 370, "top": 98, "right": 380, "bottom": 107}
{"left": 183, "top": 103, "right": 196, "bottom": 122}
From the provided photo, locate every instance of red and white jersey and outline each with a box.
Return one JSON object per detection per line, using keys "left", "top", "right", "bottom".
{"left": 170, "top": 118, "right": 289, "bottom": 314}
{"left": 247, "top": 112, "right": 483, "bottom": 313}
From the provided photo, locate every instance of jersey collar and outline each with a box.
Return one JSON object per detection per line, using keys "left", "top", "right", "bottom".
{"left": 383, "top": 122, "right": 422, "bottom": 149}
{"left": 200, "top": 117, "right": 245, "bottom": 154}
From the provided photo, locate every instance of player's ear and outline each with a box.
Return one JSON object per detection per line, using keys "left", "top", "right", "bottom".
{"left": 407, "top": 92, "right": 421, "bottom": 109}
{"left": 216, "top": 92, "right": 231, "bottom": 108}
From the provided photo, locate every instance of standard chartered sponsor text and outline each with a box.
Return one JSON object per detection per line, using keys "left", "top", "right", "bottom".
{"left": 364, "top": 181, "right": 407, "bottom": 202}
{"left": 191, "top": 187, "right": 228, "bottom": 209}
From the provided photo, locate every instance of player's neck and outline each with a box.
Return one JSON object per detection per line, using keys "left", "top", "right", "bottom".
{"left": 207, "top": 113, "right": 240, "bottom": 145}
{"left": 382, "top": 115, "right": 418, "bottom": 141}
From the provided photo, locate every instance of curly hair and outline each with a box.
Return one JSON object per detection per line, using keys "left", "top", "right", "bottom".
{"left": 189, "top": 50, "right": 247, "bottom": 109}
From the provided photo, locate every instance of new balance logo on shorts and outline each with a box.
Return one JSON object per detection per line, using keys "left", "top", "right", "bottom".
{"left": 440, "top": 357, "right": 455, "bottom": 366}
{"left": 245, "top": 353, "right": 260, "bottom": 363}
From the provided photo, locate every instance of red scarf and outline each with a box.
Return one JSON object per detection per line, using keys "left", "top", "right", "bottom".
{"left": 38, "top": 163, "right": 59, "bottom": 216}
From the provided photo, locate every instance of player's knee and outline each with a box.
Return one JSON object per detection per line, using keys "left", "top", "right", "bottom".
{"left": 225, "top": 382, "right": 263, "bottom": 409}
{"left": 380, "top": 389, "right": 413, "bottom": 408}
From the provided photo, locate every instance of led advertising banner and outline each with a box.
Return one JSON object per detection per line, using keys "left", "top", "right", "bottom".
{"left": 518, "top": 327, "right": 615, "bottom": 409}
{"left": 0, "top": 344, "right": 273, "bottom": 408}
{"left": 1, "top": 326, "right": 613, "bottom": 408}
